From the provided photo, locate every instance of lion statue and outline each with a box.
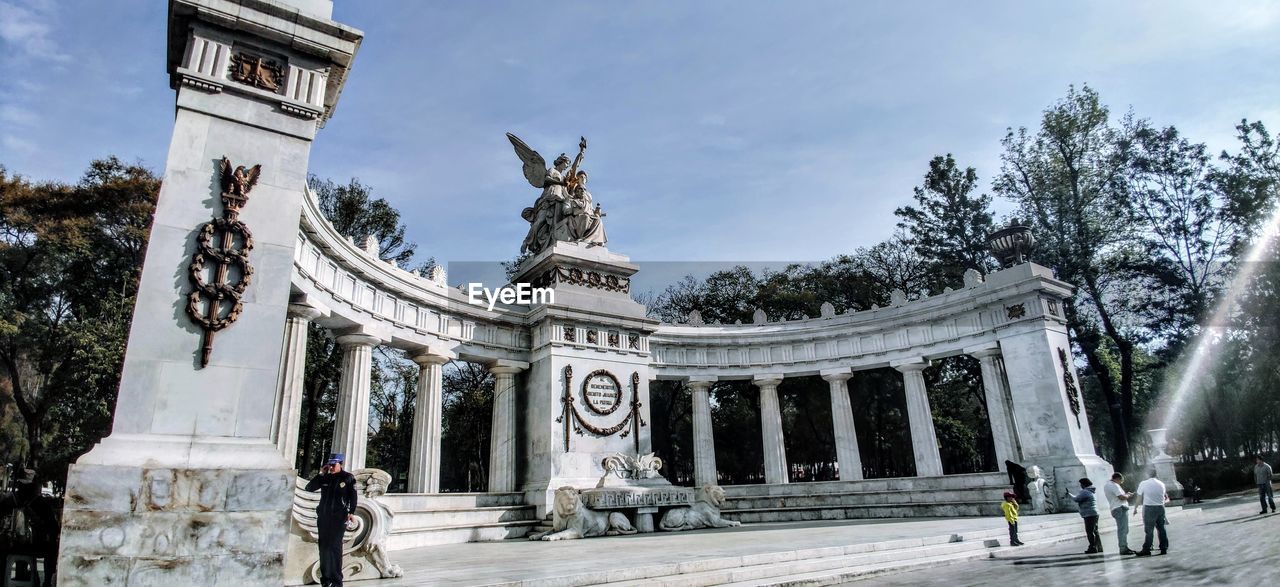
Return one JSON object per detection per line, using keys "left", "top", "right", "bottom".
{"left": 658, "top": 485, "right": 741, "bottom": 531}
{"left": 530, "top": 486, "right": 637, "bottom": 541}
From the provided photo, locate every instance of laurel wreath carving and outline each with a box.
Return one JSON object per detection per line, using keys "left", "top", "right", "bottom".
{"left": 186, "top": 157, "right": 259, "bottom": 367}
{"left": 557, "top": 366, "right": 646, "bottom": 452}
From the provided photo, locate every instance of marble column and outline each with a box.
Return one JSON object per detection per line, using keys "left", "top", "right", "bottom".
{"left": 406, "top": 349, "right": 455, "bottom": 493}
{"left": 754, "top": 374, "right": 789, "bottom": 484}
{"left": 893, "top": 360, "right": 944, "bottom": 477}
{"left": 688, "top": 376, "right": 718, "bottom": 487}
{"left": 967, "top": 345, "right": 1021, "bottom": 467}
{"left": 271, "top": 303, "right": 323, "bottom": 464}
{"left": 488, "top": 360, "right": 528, "bottom": 493}
{"left": 331, "top": 333, "right": 380, "bottom": 471}
{"left": 820, "top": 369, "right": 863, "bottom": 481}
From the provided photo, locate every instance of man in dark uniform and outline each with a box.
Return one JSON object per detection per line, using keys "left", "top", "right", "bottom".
{"left": 306, "top": 453, "right": 358, "bottom": 587}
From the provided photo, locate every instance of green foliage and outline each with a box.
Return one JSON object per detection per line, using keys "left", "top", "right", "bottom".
{"left": 0, "top": 158, "right": 158, "bottom": 484}
{"left": 895, "top": 153, "right": 997, "bottom": 290}
{"left": 439, "top": 362, "right": 493, "bottom": 492}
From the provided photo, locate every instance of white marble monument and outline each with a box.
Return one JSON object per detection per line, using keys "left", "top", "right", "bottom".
{"left": 57, "top": 1, "right": 361, "bottom": 583}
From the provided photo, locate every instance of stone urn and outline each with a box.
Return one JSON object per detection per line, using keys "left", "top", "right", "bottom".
{"left": 1146, "top": 428, "right": 1184, "bottom": 502}
{"left": 987, "top": 219, "right": 1035, "bottom": 268}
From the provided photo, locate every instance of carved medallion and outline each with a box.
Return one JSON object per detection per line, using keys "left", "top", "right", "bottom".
{"left": 607, "top": 331, "right": 619, "bottom": 348}
{"left": 186, "top": 157, "right": 259, "bottom": 367}
{"left": 563, "top": 325, "right": 576, "bottom": 343}
{"left": 1006, "top": 303, "right": 1026, "bottom": 319}
{"left": 229, "top": 52, "right": 284, "bottom": 92}
{"left": 628, "top": 333, "right": 640, "bottom": 350}
{"left": 586, "top": 330, "right": 598, "bottom": 345}
{"left": 1047, "top": 300, "right": 1060, "bottom": 317}
{"left": 581, "top": 370, "right": 623, "bottom": 416}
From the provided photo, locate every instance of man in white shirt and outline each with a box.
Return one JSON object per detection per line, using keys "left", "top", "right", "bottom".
{"left": 1103, "top": 472, "right": 1136, "bottom": 555}
{"left": 1133, "top": 469, "right": 1169, "bottom": 556}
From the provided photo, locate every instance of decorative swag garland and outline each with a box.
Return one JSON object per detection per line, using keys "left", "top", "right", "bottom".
{"left": 556, "top": 366, "right": 646, "bottom": 452}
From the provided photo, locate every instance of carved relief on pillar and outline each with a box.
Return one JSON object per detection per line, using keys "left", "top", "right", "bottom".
{"left": 229, "top": 51, "right": 285, "bottom": 92}
{"left": 186, "top": 157, "right": 260, "bottom": 367}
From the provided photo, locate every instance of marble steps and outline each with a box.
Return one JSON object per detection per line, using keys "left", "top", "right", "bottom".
{"left": 724, "top": 500, "right": 1004, "bottom": 523}
{"left": 387, "top": 520, "right": 540, "bottom": 551}
{"left": 470, "top": 516, "right": 1081, "bottom": 587}
{"left": 718, "top": 473, "right": 1011, "bottom": 524}
{"left": 394, "top": 504, "right": 540, "bottom": 529}
{"left": 724, "top": 486, "right": 1007, "bottom": 510}
{"left": 381, "top": 492, "right": 539, "bottom": 550}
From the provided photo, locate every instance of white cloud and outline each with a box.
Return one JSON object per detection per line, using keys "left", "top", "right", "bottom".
{"left": 0, "top": 104, "right": 38, "bottom": 125}
{"left": 0, "top": 0, "right": 70, "bottom": 62}
{"left": 2, "top": 134, "right": 37, "bottom": 154}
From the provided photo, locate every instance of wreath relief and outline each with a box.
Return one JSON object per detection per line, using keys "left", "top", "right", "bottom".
{"left": 186, "top": 157, "right": 259, "bottom": 367}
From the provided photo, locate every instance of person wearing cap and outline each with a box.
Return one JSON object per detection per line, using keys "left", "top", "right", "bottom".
{"left": 1001, "top": 491, "right": 1024, "bottom": 546}
{"left": 306, "top": 454, "right": 358, "bottom": 587}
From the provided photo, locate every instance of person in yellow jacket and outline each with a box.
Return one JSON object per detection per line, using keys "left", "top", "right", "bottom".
{"left": 1002, "top": 492, "right": 1025, "bottom": 546}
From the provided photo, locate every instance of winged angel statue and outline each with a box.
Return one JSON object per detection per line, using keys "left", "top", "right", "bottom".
{"left": 508, "top": 133, "right": 607, "bottom": 254}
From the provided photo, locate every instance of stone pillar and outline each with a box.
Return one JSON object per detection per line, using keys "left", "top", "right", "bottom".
{"left": 332, "top": 333, "right": 380, "bottom": 472}
{"left": 967, "top": 345, "right": 1021, "bottom": 468}
{"left": 489, "top": 360, "right": 528, "bottom": 493}
{"left": 57, "top": 2, "right": 361, "bottom": 582}
{"left": 893, "top": 359, "right": 944, "bottom": 477}
{"left": 406, "top": 349, "right": 455, "bottom": 493}
{"left": 820, "top": 369, "right": 863, "bottom": 481}
{"left": 754, "top": 374, "right": 788, "bottom": 484}
{"left": 271, "top": 303, "right": 324, "bottom": 463}
{"left": 688, "top": 376, "right": 718, "bottom": 486}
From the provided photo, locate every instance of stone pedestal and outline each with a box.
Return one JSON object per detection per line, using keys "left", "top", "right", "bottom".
{"left": 57, "top": 2, "right": 361, "bottom": 583}
{"left": 511, "top": 242, "right": 662, "bottom": 515}
{"left": 1147, "top": 428, "right": 1185, "bottom": 502}
{"left": 991, "top": 263, "right": 1113, "bottom": 512}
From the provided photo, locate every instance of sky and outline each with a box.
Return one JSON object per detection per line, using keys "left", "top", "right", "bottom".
{"left": 3, "top": 0, "right": 1279, "bottom": 281}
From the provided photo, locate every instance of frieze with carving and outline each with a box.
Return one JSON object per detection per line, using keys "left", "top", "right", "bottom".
{"left": 535, "top": 265, "right": 631, "bottom": 294}
{"left": 229, "top": 51, "right": 284, "bottom": 92}
{"left": 186, "top": 157, "right": 259, "bottom": 367}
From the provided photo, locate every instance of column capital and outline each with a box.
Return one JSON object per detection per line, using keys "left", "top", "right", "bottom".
{"left": 489, "top": 359, "right": 530, "bottom": 375}
{"left": 335, "top": 333, "right": 382, "bottom": 348}
{"left": 286, "top": 303, "right": 325, "bottom": 321}
{"left": 753, "top": 373, "right": 784, "bottom": 387}
{"left": 409, "top": 346, "right": 456, "bottom": 366}
{"left": 963, "top": 343, "right": 1002, "bottom": 359}
{"left": 819, "top": 369, "right": 853, "bottom": 383}
{"left": 891, "top": 358, "right": 930, "bottom": 373}
{"left": 686, "top": 375, "right": 717, "bottom": 392}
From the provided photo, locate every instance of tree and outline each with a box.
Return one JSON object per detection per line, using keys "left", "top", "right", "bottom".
{"left": 895, "top": 154, "right": 998, "bottom": 290}
{"left": 994, "top": 85, "right": 1143, "bottom": 468}
{"left": 0, "top": 158, "right": 158, "bottom": 482}
{"left": 297, "top": 175, "right": 431, "bottom": 475}
{"left": 308, "top": 176, "right": 418, "bottom": 266}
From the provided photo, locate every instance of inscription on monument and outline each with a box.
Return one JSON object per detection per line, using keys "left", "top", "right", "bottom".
{"left": 582, "top": 370, "right": 622, "bottom": 416}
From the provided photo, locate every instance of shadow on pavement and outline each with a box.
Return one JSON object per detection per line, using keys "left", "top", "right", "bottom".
{"left": 1201, "top": 512, "right": 1275, "bottom": 525}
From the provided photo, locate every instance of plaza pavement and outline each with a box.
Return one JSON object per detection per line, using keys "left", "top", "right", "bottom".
{"left": 373, "top": 511, "right": 1087, "bottom": 585}
{"left": 863, "top": 491, "right": 1280, "bottom": 586}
